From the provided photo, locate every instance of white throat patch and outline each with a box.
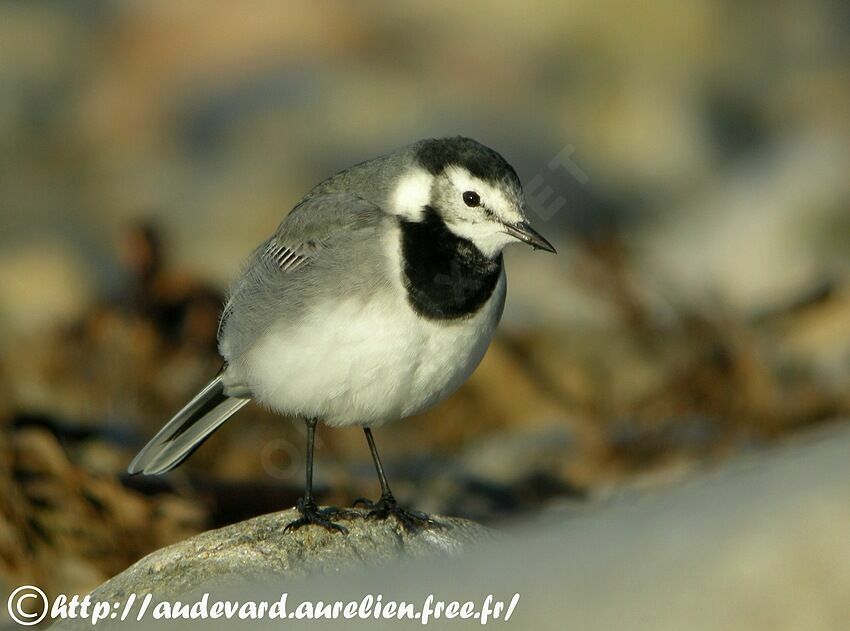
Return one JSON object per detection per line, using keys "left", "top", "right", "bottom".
{"left": 443, "top": 165, "right": 524, "bottom": 258}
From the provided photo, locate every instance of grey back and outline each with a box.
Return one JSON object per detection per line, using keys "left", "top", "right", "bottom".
{"left": 217, "top": 150, "right": 413, "bottom": 366}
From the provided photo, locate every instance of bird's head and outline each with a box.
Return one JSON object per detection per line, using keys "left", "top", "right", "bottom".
{"left": 389, "top": 137, "right": 556, "bottom": 258}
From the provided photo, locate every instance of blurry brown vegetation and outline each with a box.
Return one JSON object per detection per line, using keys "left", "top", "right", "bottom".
{"left": 3, "top": 224, "right": 849, "bottom": 598}
{"left": 1, "top": 0, "right": 848, "bottom": 604}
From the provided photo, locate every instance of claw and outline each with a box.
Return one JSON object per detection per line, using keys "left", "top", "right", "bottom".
{"left": 284, "top": 498, "right": 350, "bottom": 534}
{"left": 353, "top": 494, "right": 442, "bottom": 533}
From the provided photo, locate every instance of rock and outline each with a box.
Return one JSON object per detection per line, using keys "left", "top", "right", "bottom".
{"left": 73, "top": 421, "right": 845, "bottom": 631}
{"left": 52, "top": 423, "right": 850, "bottom": 631}
{"left": 306, "top": 422, "right": 850, "bottom": 631}
{"left": 77, "top": 509, "right": 491, "bottom": 605}
{"left": 49, "top": 425, "right": 850, "bottom": 630}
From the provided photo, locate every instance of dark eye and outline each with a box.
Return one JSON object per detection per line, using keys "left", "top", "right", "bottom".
{"left": 462, "top": 191, "right": 480, "bottom": 207}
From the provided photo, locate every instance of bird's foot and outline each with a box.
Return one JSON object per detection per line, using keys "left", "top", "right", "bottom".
{"left": 353, "top": 494, "right": 442, "bottom": 532}
{"left": 284, "top": 498, "right": 353, "bottom": 534}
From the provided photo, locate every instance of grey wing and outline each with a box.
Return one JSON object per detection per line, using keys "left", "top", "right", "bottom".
{"left": 217, "top": 191, "right": 390, "bottom": 364}
{"left": 216, "top": 239, "right": 309, "bottom": 342}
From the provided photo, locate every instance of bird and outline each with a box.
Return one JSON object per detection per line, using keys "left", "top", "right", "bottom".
{"left": 128, "top": 136, "right": 556, "bottom": 533}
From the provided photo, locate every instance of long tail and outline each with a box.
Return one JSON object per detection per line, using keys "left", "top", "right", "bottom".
{"left": 128, "top": 373, "right": 249, "bottom": 475}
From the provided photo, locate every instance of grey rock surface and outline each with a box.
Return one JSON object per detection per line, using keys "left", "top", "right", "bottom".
{"left": 318, "top": 422, "right": 850, "bottom": 631}
{"left": 81, "top": 508, "right": 492, "bottom": 605}
{"left": 51, "top": 425, "right": 850, "bottom": 630}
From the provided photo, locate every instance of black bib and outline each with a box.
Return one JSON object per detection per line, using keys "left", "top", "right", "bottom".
{"left": 400, "top": 207, "right": 503, "bottom": 320}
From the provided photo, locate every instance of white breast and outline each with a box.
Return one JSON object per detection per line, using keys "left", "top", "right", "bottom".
{"left": 240, "top": 229, "right": 506, "bottom": 427}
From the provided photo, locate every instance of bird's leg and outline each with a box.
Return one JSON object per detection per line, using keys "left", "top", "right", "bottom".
{"left": 285, "top": 418, "right": 350, "bottom": 533}
{"left": 353, "top": 427, "right": 441, "bottom": 532}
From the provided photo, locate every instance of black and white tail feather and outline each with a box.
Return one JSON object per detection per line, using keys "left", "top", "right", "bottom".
{"left": 127, "top": 372, "right": 249, "bottom": 475}
{"left": 130, "top": 236, "right": 313, "bottom": 476}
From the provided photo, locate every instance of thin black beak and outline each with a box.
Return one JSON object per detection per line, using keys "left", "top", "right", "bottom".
{"left": 503, "top": 221, "right": 557, "bottom": 253}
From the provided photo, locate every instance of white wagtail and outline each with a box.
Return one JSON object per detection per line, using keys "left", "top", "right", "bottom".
{"left": 129, "top": 136, "right": 556, "bottom": 532}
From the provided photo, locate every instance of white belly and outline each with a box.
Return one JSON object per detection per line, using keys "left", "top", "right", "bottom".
{"left": 242, "top": 271, "right": 505, "bottom": 426}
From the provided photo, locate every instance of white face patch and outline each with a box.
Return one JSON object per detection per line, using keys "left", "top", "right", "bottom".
{"left": 388, "top": 168, "right": 433, "bottom": 220}
{"left": 444, "top": 165, "right": 521, "bottom": 224}
{"left": 443, "top": 165, "right": 525, "bottom": 257}
{"left": 448, "top": 222, "right": 517, "bottom": 258}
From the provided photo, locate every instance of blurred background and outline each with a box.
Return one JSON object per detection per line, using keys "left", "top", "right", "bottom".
{"left": 1, "top": 0, "right": 849, "bottom": 604}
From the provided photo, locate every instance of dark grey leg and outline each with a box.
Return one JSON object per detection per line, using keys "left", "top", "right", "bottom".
{"left": 354, "top": 427, "right": 441, "bottom": 532}
{"left": 284, "top": 418, "right": 349, "bottom": 533}
{"left": 364, "top": 427, "right": 393, "bottom": 497}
